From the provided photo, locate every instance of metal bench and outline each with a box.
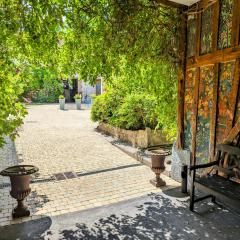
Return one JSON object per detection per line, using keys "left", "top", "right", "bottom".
{"left": 189, "top": 144, "right": 240, "bottom": 211}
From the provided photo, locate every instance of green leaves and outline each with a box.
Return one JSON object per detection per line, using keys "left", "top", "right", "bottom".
{"left": 91, "top": 59, "right": 177, "bottom": 140}
{"left": 111, "top": 93, "right": 158, "bottom": 131}
{"left": 0, "top": 64, "right": 27, "bottom": 146}
{"left": 0, "top": 0, "right": 180, "bottom": 146}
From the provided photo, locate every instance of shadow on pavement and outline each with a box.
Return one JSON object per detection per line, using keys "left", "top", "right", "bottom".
{"left": 1, "top": 216, "right": 52, "bottom": 240}
{"left": 57, "top": 191, "right": 240, "bottom": 240}
{"left": 27, "top": 190, "right": 50, "bottom": 215}
{"left": 1, "top": 188, "right": 240, "bottom": 240}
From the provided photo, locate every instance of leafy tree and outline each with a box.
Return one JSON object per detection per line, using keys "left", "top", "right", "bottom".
{"left": 0, "top": 0, "right": 181, "bottom": 146}
{"left": 91, "top": 59, "right": 177, "bottom": 139}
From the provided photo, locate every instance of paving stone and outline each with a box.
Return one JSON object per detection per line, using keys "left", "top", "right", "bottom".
{"left": 0, "top": 104, "right": 179, "bottom": 226}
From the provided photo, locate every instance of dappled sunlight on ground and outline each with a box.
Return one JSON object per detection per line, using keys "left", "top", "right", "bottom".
{"left": 0, "top": 104, "right": 178, "bottom": 227}
{"left": 1, "top": 104, "right": 240, "bottom": 240}
{"left": 1, "top": 188, "right": 240, "bottom": 240}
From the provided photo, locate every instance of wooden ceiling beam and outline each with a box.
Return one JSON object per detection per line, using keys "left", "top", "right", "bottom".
{"left": 187, "top": 47, "right": 240, "bottom": 69}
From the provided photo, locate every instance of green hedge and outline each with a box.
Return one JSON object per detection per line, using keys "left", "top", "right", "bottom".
{"left": 91, "top": 92, "right": 158, "bottom": 131}
{"left": 33, "top": 86, "right": 62, "bottom": 103}
{"left": 91, "top": 88, "right": 123, "bottom": 122}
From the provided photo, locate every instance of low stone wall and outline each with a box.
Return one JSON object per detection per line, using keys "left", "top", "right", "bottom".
{"left": 97, "top": 122, "right": 169, "bottom": 148}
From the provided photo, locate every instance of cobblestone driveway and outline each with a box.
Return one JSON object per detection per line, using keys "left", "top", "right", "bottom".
{"left": 0, "top": 104, "right": 179, "bottom": 227}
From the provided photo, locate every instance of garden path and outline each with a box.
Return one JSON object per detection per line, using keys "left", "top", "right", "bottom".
{"left": 0, "top": 104, "right": 178, "bottom": 227}
{"left": 1, "top": 104, "right": 240, "bottom": 240}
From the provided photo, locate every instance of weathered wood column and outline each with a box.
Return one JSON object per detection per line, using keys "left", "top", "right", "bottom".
{"left": 176, "top": 10, "right": 187, "bottom": 149}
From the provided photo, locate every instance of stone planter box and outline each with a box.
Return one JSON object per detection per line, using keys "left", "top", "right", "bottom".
{"left": 59, "top": 98, "right": 65, "bottom": 110}
{"left": 97, "top": 122, "right": 170, "bottom": 148}
{"left": 75, "top": 99, "right": 81, "bottom": 110}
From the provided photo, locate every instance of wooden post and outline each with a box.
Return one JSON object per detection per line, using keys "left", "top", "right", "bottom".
{"left": 208, "top": 0, "right": 220, "bottom": 161}
{"left": 212, "top": 0, "right": 220, "bottom": 52}
{"left": 188, "top": 8, "right": 201, "bottom": 163}
{"left": 227, "top": 58, "right": 240, "bottom": 132}
{"left": 191, "top": 68, "right": 200, "bottom": 166}
{"left": 232, "top": 0, "right": 240, "bottom": 47}
{"left": 210, "top": 63, "right": 219, "bottom": 161}
{"left": 195, "top": 12, "right": 201, "bottom": 58}
{"left": 176, "top": 11, "right": 187, "bottom": 149}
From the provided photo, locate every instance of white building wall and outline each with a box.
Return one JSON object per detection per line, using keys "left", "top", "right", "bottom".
{"left": 81, "top": 81, "right": 96, "bottom": 98}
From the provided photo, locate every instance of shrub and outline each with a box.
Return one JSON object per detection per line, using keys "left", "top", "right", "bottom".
{"left": 74, "top": 94, "right": 81, "bottom": 99}
{"left": 33, "top": 89, "right": 61, "bottom": 103}
{"left": 91, "top": 88, "right": 124, "bottom": 123}
{"left": 59, "top": 95, "right": 65, "bottom": 99}
{"left": 91, "top": 91, "right": 158, "bottom": 131}
{"left": 90, "top": 93, "right": 96, "bottom": 99}
{"left": 111, "top": 93, "right": 158, "bottom": 130}
{"left": 27, "top": 75, "right": 63, "bottom": 103}
{"left": 91, "top": 94, "right": 109, "bottom": 122}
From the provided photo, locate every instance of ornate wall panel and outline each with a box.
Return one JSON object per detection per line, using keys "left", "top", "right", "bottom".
{"left": 187, "top": 17, "right": 197, "bottom": 57}
{"left": 184, "top": 68, "right": 198, "bottom": 150}
{"left": 181, "top": 0, "right": 240, "bottom": 163}
{"left": 195, "top": 66, "right": 214, "bottom": 164}
{"left": 201, "top": 6, "right": 213, "bottom": 55}
{"left": 218, "top": 0, "right": 234, "bottom": 49}
{"left": 216, "top": 61, "right": 235, "bottom": 143}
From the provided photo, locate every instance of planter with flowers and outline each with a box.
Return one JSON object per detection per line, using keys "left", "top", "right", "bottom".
{"left": 59, "top": 95, "right": 65, "bottom": 110}
{"left": 74, "top": 94, "right": 82, "bottom": 110}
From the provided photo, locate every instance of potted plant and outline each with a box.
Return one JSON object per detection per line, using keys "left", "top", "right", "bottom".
{"left": 0, "top": 165, "right": 39, "bottom": 218}
{"left": 74, "top": 94, "right": 82, "bottom": 110}
{"left": 59, "top": 95, "right": 65, "bottom": 110}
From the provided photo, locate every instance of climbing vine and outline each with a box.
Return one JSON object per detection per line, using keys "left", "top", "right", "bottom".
{"left": 0, "top": 0, "right": 181, "bottom": 146}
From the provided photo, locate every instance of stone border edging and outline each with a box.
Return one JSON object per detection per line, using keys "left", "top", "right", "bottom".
{"left": 97, "top": 122, "right": 170, "bottom": 148}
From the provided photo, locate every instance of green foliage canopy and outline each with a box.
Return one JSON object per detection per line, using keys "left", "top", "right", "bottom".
{"left": 0, "top": 0, "right": 181, "bottom": 146}
{"left": 91, "top": 59, "right": 177, "bottom": 139}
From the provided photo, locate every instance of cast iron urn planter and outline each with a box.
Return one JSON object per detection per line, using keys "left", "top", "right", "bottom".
{"left": 149, "top": 150, "right": 166, "bottom": 187}
{"left": 0, "top": 165, "right": 39, "bottom": 218}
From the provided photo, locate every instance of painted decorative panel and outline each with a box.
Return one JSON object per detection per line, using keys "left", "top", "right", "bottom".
{"left": 216, "top": 61, "right": 235, "bottom": 143}
{"left": 218, "top": 0, "right": 234, "bottom": 49}
{"left": 184, "top": 68, "right": 197, "bottom": 150}
{"left": 187, "top": 17, "right": 196, "bottom": 58}
{"left": 196, "top": 66, "right": 214, "bottom": 164}
{"left": 201, "top": 7, "right": 213, "bottom": 55}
